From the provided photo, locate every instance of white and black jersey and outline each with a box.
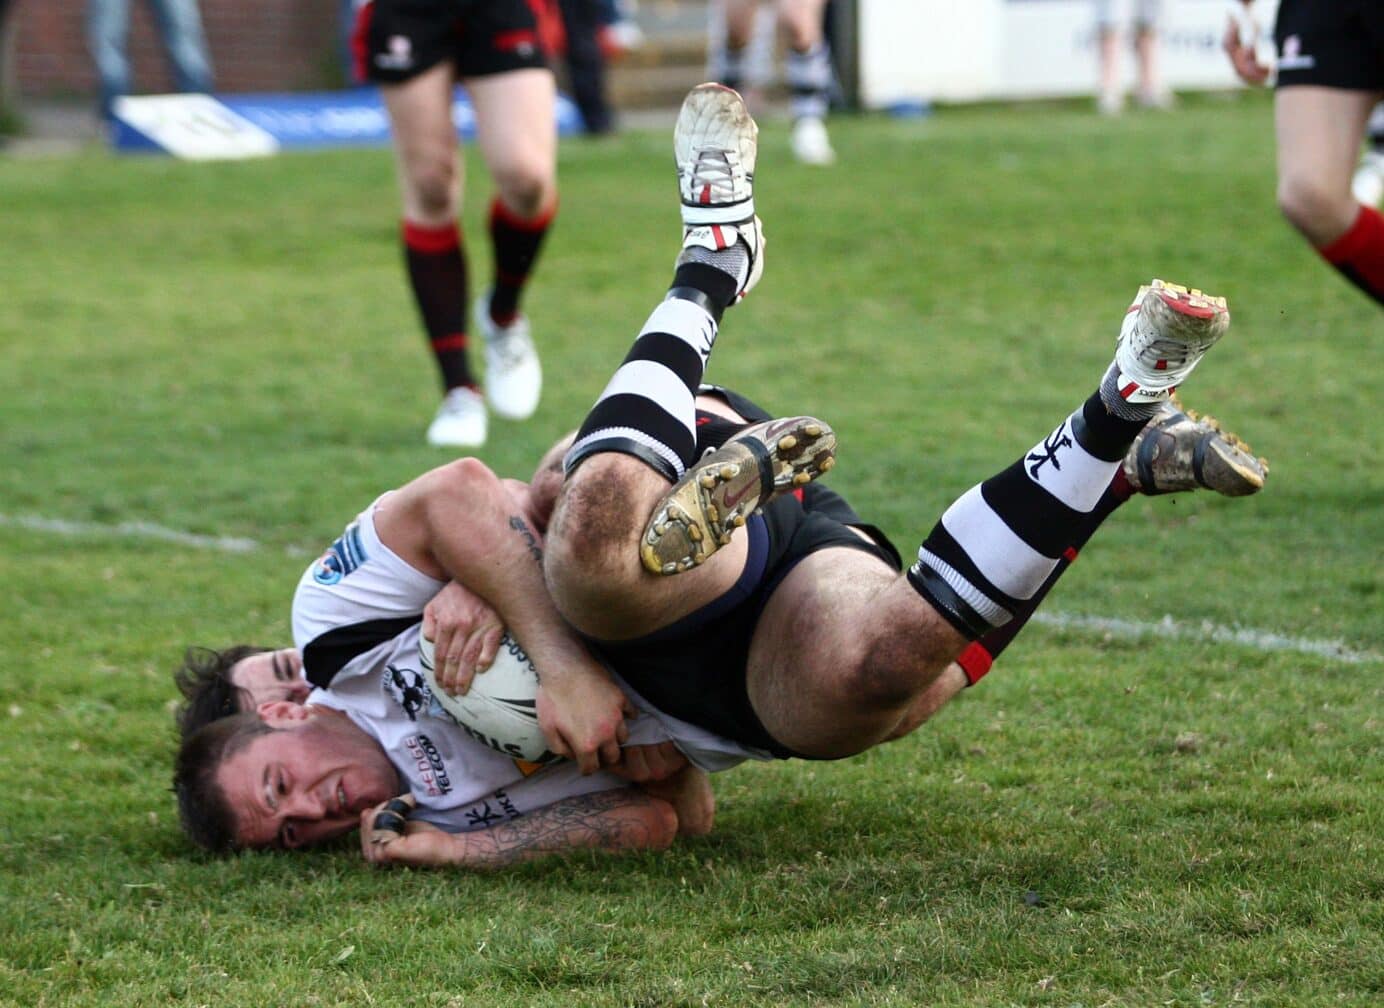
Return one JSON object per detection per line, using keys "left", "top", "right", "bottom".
{"left": 307, "top": 624, "right": 629, "bottom": 832}
{"left": 290, "top": 497, "right": 769, "bottom": 831}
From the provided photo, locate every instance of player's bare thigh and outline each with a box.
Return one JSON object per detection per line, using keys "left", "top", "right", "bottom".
{"left": 546, "top": 393, "right": 756, "bottom": 642}
{"left": 467, "top": 68, "right": 557, "bottom": 215}
{"left": 745, "top": 546, "right": 964, "bottom": 758}
{"left": 547, "top": 454, "right": 751, "bottom": 639}
{"left": 382, "top": 62, "right": 463, "bottom": 224}
{"left": 1274, "top": 86, "right": 1382, "bottom": 244}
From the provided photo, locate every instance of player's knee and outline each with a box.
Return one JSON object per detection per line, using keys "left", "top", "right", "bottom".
{"left": 545, "top": 467, "right": 645, "bottom": 601}
{"left": 552, "top": 461, "right": 643, "bottom": 558}
{"left": 838, "top": 635, "right": 935, "bottom": 714}
{"left": 491, "top": 163, "right": 552, "bottom": 218}
{"left": 778, "top": 6, "right": 818, "bottom": 49}
{"left": 1276, "top": 174, "right": 1353, "bottom": 244}
{"left": 408, "top": 162, "right": 457, "bottom": 220}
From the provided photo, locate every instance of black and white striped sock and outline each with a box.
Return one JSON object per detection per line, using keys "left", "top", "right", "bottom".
{"left": 713, "top": 45, "right": 746, "bottom": 91}
{"left": 563, "top": 257, "right": 744, "bottom": 481}
{"left": 909, "top": 393, "right": 1145, "bottom": 639}
{"left": 786, "top": 43, "right": 832, "bottom": 121}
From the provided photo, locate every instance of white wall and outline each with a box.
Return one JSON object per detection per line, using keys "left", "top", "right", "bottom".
{"left": 858, "top": 0, "right": 1002, "bottom": 105}
{"left": 858, "top": 0, "right": 1280, "bottom": 107}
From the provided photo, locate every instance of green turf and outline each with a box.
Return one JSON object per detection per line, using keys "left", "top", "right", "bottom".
{"left": 0, "top": 91, "right": 1380, "bottom": 1007}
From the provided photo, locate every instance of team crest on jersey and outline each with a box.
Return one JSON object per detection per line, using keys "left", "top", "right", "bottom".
{"left": 384, "top": 662, "right": 433, "bottom": 721}
{"left": 312, "top": 521, "right": 366, "bottom": 585}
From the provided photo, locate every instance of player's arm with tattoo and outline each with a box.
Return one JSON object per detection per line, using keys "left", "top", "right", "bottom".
{"left": 359, "top": 788, "right": 678, "bottom": 869}
{"left": 373, "top": 458, "right": 634, "bottom": 774}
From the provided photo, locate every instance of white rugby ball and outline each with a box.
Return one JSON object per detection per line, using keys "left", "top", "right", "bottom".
{"left": 419, "top": 632, "right": 560, "bottom": 765}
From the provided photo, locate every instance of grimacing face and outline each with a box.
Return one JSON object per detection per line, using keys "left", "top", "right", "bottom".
{"left": 215, "top": 703, "right": 400, "bottom": 850}
{"left": 229, "top": 648, "right": 310, "bottom": 709}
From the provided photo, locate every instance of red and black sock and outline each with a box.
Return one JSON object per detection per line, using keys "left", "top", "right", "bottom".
{"left": 1319, "top": 204, "right": 1384, "bottom": 307}
{"left": 487, "top": 197, "right": 557, "bottom": 326}
{"left": 402, "top": 220, "right": 474, "bottom": 391}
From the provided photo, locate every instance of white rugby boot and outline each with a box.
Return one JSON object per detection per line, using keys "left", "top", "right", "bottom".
{"left": 426, "top": 386, "right": 488, "bottom": 448}
{"left": 1112, "top": 280, "right": 1229, "bottom": 405}
{"left": 675, "top": 82, "right": 765, "bottom": 302}
{"left": 790, "top": 116, "right": 836, "bottom": 166}
{"left": 476, "top": 295, "right": 542, "bottom": 420}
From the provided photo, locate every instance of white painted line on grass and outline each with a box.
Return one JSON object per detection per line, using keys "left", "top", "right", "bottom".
{"left": 0, "top": 513, "right": 260, "bottom": 554}
{"left": 6, "top": 512, "right": 1377, "bottom": 664}
{"left": 1034, "top": 612, "right": 1380, "bottom": 665}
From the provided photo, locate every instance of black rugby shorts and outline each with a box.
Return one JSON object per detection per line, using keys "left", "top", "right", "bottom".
{"left": 1272, "top": 0, "right": 1384, "bottom": 91}
{"left": 353, "top": 0, "right": 551, "bottom": 84}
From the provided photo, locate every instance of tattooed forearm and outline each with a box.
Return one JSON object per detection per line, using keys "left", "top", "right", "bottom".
{"left": 457, "top": 789, "right": 672, "bottom": 869}
{"left": 508, "top": 516, "right": 544, "bottom": 566}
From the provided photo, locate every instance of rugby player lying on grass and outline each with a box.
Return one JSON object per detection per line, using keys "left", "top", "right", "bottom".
{"left": 173, "top": 85, "right": 1267, "bottom": 868}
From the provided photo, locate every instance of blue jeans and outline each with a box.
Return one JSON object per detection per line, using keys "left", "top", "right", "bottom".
{"left": 87, "top": 0, "right": 214, "bottom": 117}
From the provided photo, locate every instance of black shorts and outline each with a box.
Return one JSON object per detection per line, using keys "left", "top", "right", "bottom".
{"left": 590, "top": 388, "right": 903, "bottom": 760}
{"left": 1272, "top": 0, "right": 1384, "bottom": 91}
{"left": 353, "top": 0, "right": 551, "bottom": 85}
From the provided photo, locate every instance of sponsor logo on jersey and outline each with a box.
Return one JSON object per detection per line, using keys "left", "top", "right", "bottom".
{"left": 311, "top": 522, "right": 366, "bottom": 585}
{"left": 404, "top": 732, "right": 452, "bottom": 797}
{"left": 1277, "top": 35, "right": 1316, "bottom": 72}
{"left": 383, "top": 662, "right": 432, "bottom": 721}
{"left": 375, "top": 35, "right": 414, "bottom": 71}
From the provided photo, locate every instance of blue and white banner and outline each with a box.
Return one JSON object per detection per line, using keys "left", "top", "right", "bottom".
{"left": 111, "top": 89, "right": 583, "bottom": 159}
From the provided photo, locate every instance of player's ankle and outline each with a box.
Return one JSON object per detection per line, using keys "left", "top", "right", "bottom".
{"left": 669, "top": 257, "right": 744, "bottom": 316}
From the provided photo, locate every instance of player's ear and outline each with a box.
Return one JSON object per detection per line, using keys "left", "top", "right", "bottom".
{"left": 257, "top": 700, "right": 311, "bottom": 725}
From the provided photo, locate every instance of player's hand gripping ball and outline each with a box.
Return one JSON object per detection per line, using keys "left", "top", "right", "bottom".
{"left": 420, "top": 632, "right": 560, "bottom": 765}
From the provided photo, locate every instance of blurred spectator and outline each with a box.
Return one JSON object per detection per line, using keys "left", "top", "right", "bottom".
{"left": 557, "top": 0, "right": 615, "bottom": 134}
{"left": 1094, "top": 0, "right": 1170, "bottom": 115}
{"left": 597, "top": 0, "right": 643, "bottom": 59}
{"left": 87, "top": 0, "right": 214, "bottom": 121}
{"left": 0, "top": 0, "right": 15, "bottom": 125}
{"left": 708, "top": 0, "right": 837, "bottom": 165}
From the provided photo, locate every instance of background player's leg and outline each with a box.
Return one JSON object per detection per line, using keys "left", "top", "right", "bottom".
{"left": 383, "top": 64, "right": 486, "bottom": 446}
{"left": 1274, "top": 86, "right": 1384, "bottom": 304}
{"left": 469, "top": 68, "right": 559, "bottom": 420}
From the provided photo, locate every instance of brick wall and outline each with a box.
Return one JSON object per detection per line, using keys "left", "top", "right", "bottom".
{"left": 12, "top": 0, "right": 345, "bottom": 101}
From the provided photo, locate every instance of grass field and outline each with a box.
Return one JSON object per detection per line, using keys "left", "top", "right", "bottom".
{"left": 1, "top": 91, "right": 1380, "bottom": 1007}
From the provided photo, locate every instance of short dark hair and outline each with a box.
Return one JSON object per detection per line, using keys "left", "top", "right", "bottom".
{"left": 173, "top": 645, "right": 271, "bottom": 738}
{"left": 172, "top": 712, "right": 275, "bottom": 853}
